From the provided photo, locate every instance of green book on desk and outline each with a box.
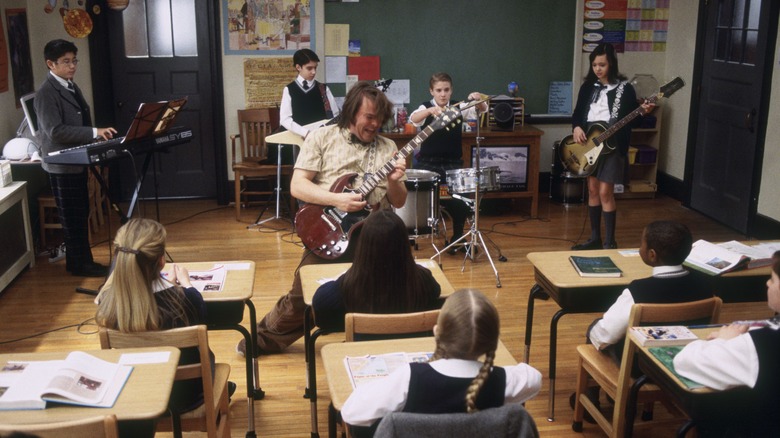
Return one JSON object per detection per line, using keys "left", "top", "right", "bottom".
{"left": 569, "top": 256, "right": 622, "bottom": 278}
{"left": 647, "top": 346, "right": 704, "bottom": 389}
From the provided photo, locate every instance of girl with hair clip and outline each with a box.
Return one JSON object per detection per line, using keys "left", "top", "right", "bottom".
{"left": 95, "top": 219, "right": 231, "bottom": 420}
{"left": 341, "top": 289, "right": 542, "bottom": 437}
{"left": 312, "top": 210, "right": 442, "bottom": 331}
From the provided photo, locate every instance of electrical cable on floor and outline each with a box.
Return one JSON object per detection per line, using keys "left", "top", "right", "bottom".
{"left": 0, "top": 318, "right": 98, "bottom": 344}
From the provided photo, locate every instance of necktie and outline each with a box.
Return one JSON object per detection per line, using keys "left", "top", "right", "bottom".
{"left": 67, "top": 82, "right": 75, "bottom": 92}
{"left": 303, "top": 80, "right": 309, "bottom": 90}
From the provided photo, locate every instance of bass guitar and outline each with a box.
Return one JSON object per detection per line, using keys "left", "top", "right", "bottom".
{"left": 558, "top": 77, "right": 685, "bottom": 176}
{"left": 295, "top": 107, "right": 461, "bottom": 260}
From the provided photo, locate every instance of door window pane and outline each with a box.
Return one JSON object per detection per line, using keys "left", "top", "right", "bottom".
{"left": 172, "top": 0, "right": 198, "bottom": 56}
{"left": 122, "top": 0, "right": 196, "bottom": 58}
{"left": 123, "top": 0, "right": 149, "bottom": 57}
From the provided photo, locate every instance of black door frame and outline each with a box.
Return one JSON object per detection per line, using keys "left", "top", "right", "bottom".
{"left": 683, "top": 0, "right": 780, "bottom": 235}
{"left": 87, "top": 0, "right": 228, "bottom": 205}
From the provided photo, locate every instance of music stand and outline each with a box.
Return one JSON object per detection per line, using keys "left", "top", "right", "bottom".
{"left": 249, "top": 141, "right": 296, "bottom": 229}
{"left": 431, "top": 100, "right": 504, "bottom": 288}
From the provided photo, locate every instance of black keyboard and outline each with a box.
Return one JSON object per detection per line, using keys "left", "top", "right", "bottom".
{"left": 44, "top": 127, "right": 193, "bottom": 165}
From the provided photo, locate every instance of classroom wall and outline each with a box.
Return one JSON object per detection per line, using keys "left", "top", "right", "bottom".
{"left": 2, "top": 1, "right": 779, "bottom": 225}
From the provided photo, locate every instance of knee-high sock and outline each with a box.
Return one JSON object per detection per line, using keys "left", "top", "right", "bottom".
{"left": 588, "top": 205, "right": 602, "bottom": 241}
{"left": 603, "top": 210, "right": 616, "bottom": 245}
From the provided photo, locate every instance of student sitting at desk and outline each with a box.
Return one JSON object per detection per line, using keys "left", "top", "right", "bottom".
{"left": 673, "top": 250, "right": 780, "bottom": 436}
{"left": 572, "top": 221, "right": 712, "bottom": 417}
{"left": 341, "top": 289, "right": 542, "bottom": 437}
{"left": 95, "top": 219, "right": 235, "bottom": 425}
{"left": 311, "top": 210, "right": 441, "bottom": 332}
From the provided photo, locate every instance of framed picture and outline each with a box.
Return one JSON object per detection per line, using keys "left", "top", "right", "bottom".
{"left": 5, "top": 9, "right": 34, "bottom": 106}
{"left": 471, "top": 145, "right": 529, "bottom": 192}
{"left": 223, "top": 0, "right": 315, "bottom": 54}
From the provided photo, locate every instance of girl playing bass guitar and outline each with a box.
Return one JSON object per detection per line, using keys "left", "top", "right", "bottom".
{"left": 571, "top": 43, "right": 654, "bottom": 250}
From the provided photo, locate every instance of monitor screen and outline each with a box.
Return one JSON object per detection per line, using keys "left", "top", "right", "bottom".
{"left": 20, "top": 93, "right": 38, "bottom": 137}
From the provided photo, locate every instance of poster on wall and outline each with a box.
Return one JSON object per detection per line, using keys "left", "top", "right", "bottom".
{"left": 0, "top": 13, "right": 8, "bottom": 94}
{"left": 223, "top": 0, "right": 314, "bottom": 55}
{"left": 5, "top": 9, "right": 34, "bottom": 106}
{"left": 582, "top": 0, "right": 627, "bottom": 53}
{"left": 244, "top": 57, "right": 294, "bottom": 107}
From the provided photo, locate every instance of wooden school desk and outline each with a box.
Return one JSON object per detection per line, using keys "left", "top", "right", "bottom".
{"left": 624, "top": 328, "right": 760, "bottom": 437}
{"left": 0, "top": 347, "right": 179, "bottom": 425}
{"left": 300, "top": 259, "right": 456, "bottom": 438}
{"left": 321, "top": 337, "right": 517, "bottom": 438}
{"left": 163, "top": 260, "right": 261, "bottom": 438}
{"left": 524, "top": 248, "right": 769, "bottom": 421}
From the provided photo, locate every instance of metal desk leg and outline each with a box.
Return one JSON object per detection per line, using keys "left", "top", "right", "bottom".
{"left": 328, "top": 402, "right": 339, "bottom": 438}
{"left": 548, "top": 309, "right": 567, "bottom": 422}
{"left": 246, "top": 300, "right": 264, "bottom": 401}
{"left": 624, "top": 374, "right": 649, "bottom": 438}
{"left": 524, "top": 284, "right": 549, "bottom": 364}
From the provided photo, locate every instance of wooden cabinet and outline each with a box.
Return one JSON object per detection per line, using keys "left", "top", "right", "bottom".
{"left": 385, "top": 125, "right": 543, "bottom": 217}
{"left": 619, "top": 106, "right": 662, "bottom": 198}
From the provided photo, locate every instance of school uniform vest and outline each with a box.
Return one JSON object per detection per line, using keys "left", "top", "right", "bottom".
{"left": 628, "top": 271, "right": 712, "bottom": 305}
{"left": 744, "top": 327, "right": 780, "bottom": 434}
{"left": 418, "top": 100, "right": 463, "bottom": 161}
{"left": 287, "top": 80, "right": 328, "bottom": 126}
{"left": 403, "top": 362, "right": 506, "bottom": 414}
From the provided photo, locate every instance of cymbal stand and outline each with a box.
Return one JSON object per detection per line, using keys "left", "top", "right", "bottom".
{"left": 248, "top": 143, "right": 293, "bottom": 230}
{"left": 431, "top": 117, "right": 502, "bottom": 288}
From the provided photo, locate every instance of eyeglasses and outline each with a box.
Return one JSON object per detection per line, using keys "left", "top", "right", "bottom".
{"left": 56, "top": 59, "right": 79, "bottom": 66}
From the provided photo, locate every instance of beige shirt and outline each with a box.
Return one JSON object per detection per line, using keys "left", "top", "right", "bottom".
{"left": 295, "top": 125, "right": 404, "bottom": 209}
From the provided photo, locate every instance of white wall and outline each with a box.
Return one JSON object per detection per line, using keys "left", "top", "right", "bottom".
{"left": 220, "top": 0, "right": 324, "bottom": 179}
{"left": 757, "top": 30, "right": 780, "bottom": 220}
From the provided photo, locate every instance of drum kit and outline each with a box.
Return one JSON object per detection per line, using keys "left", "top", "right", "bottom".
{"left": 393, "top": 118, "right": 505, "bottom": 288}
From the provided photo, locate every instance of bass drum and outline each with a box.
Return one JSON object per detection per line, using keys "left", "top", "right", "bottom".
{"left": 549, "top": 172, "right": 586, "bottom": 205}
{"left": 393, "top": 169, "right": 440, "bottom": 236}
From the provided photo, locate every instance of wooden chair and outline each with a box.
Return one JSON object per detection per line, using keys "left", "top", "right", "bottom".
{"left": 572, "top": 297, "right": 722, "bottom": 438}
{"left": 98, "top": 325, "right": 231, "bottom": 438}
{"left": 231, "top": 108, "right": 294, "bottom": 220}
{"left": 345, "top": 309, "right": 441, "bottom": 342}
{"left": 0, "top": 414, "right": 119, "bottom": 438}
{"left": 330, "top": 310, "right": 441, "bottom": 436}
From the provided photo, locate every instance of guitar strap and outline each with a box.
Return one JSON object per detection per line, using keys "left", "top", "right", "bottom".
{"left": 609, "top": 81, "right": 627, "bottom": 125}
{"left": 318, "top": 83, "right": 334, "bottom": 119}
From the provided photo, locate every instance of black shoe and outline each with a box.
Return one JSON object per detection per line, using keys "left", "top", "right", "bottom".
{"left": 570, "top": 390, "right": 599, "bottom": 424}
{"left": 603, "top": 241, "right": 618, "bottom": 249}
{"left": 571, "top": 238, "right": 602, "bottom": 251}
{"left": 69, "top": 262, "right": 109, "bottom": 277}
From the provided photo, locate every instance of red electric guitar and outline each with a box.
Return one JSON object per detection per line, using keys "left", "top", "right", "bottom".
{"left": 295, "top": 107, "right": 461, "bottom": 260}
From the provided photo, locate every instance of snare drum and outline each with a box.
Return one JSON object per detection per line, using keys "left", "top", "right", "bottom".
{"left": 393, "top": 169, "right": 440, "bottom": 236}
{"left": 445, "top": 167, "right": 501, "bottom": 194}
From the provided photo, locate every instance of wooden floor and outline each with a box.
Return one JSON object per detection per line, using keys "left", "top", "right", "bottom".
{"left": 0, "top": 194, "right": 770, "bottom": 437}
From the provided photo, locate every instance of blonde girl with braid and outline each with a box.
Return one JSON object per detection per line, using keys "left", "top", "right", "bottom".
{"left": 95, "top": 219, "right": 231, "bottom": 424}
{"left": 341, "top": 289, "right": 541, "bottom": 436}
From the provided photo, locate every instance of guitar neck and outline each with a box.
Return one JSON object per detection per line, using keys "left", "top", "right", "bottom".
{"left": 595, "top": 94, "right": 658, "bottom": 143}
{"left": 355, "top": 125, "right": 436, "bottom": 198}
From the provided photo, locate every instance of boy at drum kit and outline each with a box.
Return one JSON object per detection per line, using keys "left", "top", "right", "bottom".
{"left": 409, "top": 72, "right": 488, "bottom": 254}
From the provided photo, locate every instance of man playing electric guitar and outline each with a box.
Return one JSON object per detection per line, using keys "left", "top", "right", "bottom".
{"left": 237, "top": 81, "right": 406, "bottom": 355}
{"left": 570, "top": 43, "right": 654, "bottom": 251}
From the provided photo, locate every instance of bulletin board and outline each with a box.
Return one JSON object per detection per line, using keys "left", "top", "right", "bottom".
{"left": 324, "top": 0, "right": 576, "bottom": 114}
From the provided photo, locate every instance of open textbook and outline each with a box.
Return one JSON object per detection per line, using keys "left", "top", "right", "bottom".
{"left": 684, "top": 240, "right": 780, "bottom": 275}
{"left": 0, "top": 351, "right": 132, "bottom": 410}
{"left": 162, "top": 264, "right": 227, "bottom": 292}
{"left": 344, "top": 352, "right": 433, "bottom": 389}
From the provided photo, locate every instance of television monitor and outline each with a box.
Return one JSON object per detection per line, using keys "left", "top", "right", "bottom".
{"left": 19, "top": 93, "right": 38, "bottom": 137}
{"left": 471, "top": 145, "right": 529, "bottom": 192}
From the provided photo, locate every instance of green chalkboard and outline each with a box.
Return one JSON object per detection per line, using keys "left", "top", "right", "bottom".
{"left": 325, "top": 0, "right": 575, "bottom": 114}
